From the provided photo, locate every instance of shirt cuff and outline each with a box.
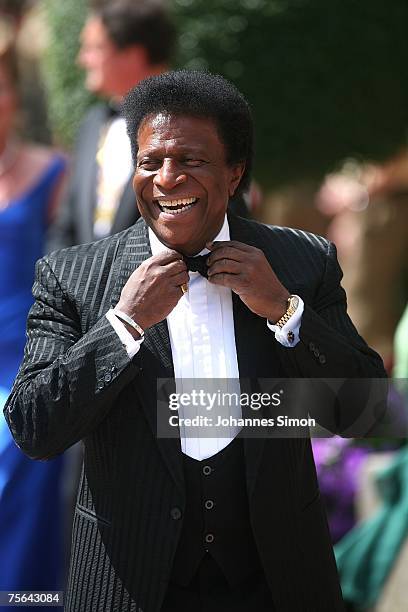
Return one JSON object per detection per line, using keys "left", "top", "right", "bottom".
{"left": 267, "top": 295, "right": 304, "bottom": 347}
{"left": 106, "top": 309, "right": 144, "bottom": 358}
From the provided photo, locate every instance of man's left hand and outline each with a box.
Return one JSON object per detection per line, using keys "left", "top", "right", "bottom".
{"left": 207, "top": 241, "right": 290, "bottom": 322}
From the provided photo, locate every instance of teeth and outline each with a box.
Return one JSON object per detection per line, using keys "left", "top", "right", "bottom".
{"left": 159, "top": 197, "right": 196, "bottom": 208}
{"left": 157, "top": 196, "right": 198, "bottom": 215}
{"left": 161, "top": 203, "right": 195, "bottom": 214}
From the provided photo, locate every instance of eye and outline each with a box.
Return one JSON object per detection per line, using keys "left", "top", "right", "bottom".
{"left": 137, "top": 159, "right": 161, "bottom": 170}
{"left": 182, "top": 158, "right": 206, "bottom": 167}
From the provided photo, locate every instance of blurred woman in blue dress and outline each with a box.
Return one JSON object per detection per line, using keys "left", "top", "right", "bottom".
{"left": 0, "top": 42, "right": 66, "bottom": 595}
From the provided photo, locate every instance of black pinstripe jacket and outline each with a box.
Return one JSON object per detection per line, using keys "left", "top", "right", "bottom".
{"left": 5, "top": 214, "right": 385, "bottom": 612}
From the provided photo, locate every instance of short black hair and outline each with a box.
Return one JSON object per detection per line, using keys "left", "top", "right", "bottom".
{"left": 123, "top": 70, "right": 253, "bottom": 195}
{"left": 94, "top": 0, "right": 176, "bottom": 65}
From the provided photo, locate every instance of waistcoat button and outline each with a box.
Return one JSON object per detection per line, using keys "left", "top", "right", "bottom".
{"left": 170, "top": 507, "right": 182, "bottom": 520}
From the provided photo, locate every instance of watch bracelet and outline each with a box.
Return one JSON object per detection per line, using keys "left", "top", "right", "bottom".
{"left": 275, "top": 296, "right": 298, "bottom": 329}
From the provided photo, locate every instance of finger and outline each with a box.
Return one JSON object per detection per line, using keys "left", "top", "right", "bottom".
{"left": 206, "top": 240, "right": 253, "bottom": 253}
{"left": 207, "top": 246, "right": 245, "bottom": 265}
{"left": 162, "top": 259, "right": 188, "bottom": 276}
{"left": 207, "top": 259, "right": 241, "bottom": 277}
{"left": 153, "top": 250, "right": 184, "bottom": 265}
{"left": 170, "top": 270, "right": 190, "bottom": 286}
{"left": 165, "top": 284, "right": 187, "bottom": 308}
{"left": 208, "top": 272, "right": 242, "bottom": 291}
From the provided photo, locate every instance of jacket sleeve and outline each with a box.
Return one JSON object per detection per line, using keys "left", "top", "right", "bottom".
{"left": 274, "top": 240, "right": 388, "bottom": 435}
{"left": 4, "top": 256, "right": 141, "bottom": 460}
{"left": 276, "top": 240, "right": 386, "bottom": 378}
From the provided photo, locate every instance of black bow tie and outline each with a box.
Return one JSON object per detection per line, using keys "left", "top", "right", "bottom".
{"left": 183, "top": 254, "right": 210, "bottom": 278}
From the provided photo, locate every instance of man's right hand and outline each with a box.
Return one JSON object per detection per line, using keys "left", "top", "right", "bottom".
{"left": 114, "top": 250, "right": 189, "bottom": 331}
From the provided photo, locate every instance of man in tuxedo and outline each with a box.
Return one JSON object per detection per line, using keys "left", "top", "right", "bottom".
{"left": 48, "top": 0, "right": 176, "bottom": 250}
{"left": 5, "top": 71, "right": 385, "bottom": 611}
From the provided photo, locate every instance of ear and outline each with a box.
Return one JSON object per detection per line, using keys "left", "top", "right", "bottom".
{"left": 228, "top": 162, "right": 246, "bottom": 197}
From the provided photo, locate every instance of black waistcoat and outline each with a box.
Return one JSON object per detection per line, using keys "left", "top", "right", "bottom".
{"left": 170, "top": 437, "right": 263, "bottom": 588}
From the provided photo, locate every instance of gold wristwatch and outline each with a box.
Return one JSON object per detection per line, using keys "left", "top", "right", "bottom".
{"left": 274, "top": 295, "right": 300, "bottom": 329}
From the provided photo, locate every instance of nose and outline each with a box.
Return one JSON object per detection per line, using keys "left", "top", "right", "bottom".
{"left": 153, "top": 159, "right": 187, "bottom": 191}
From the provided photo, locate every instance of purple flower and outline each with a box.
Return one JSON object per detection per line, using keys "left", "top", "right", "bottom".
{"left": 312, "top": 437, "right": 370, "bottom": 543}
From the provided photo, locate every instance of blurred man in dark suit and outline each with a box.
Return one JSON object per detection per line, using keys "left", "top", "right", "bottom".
{"left": 48, "top": 0, "right": 176, "bottom": 250}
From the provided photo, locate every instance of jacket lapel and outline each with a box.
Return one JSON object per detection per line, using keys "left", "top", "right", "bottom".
{"left": 110, "top": 219, "right": 174, "bottom": 375}
{"left": 110, "top": 218, "right": 150, "bottom": 307}
{"left": 228, "top": 213, "right": 310, "bottom": 497}
{"left": 110, "top": 219, "right": 183, "bottom": 494}
{"left": 227, "top": 214, "right": 266, "bottom": 497}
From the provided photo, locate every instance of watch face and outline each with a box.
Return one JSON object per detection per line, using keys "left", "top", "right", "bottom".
{"left": 290, "top": 295, "right": 299, "bottom": 310}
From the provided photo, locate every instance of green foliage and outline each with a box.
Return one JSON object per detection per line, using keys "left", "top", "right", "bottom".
{"left": 42, "top": 0, "right": 94, "bottom": 148}
{"left": 42, "top": 0, "right": 408, "bottom": 185}
{"left": 171, "top": 0, "right": 408, "bottom": 187}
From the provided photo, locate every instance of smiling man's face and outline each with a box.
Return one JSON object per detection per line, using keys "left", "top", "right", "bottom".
{"left": 133, "top": 113, "right": 244, "bottom": 255}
